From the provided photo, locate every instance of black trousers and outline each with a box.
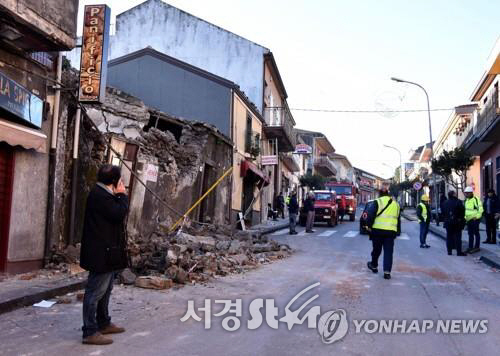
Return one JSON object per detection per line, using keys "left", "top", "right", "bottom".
{"left": 485, "top": 214, "right": 498, "bottom": 243}
{"left": 446, "top": 227, "right": 463, "bottom": 254}
{"left": 370, "top": 235, "right": 395, "bottom": 273}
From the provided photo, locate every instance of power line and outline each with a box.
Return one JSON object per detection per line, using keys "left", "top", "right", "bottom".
{"left": 288, "top": 107, "right": 454, "bottom": 113}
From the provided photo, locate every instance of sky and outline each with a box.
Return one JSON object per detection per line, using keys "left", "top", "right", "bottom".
{"left": 78, "top": 0, "right": 499, "bottom": 178}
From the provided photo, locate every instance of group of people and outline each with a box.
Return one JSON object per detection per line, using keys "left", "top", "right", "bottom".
{"left": 412, "top": 187, "right": 499, "bottom": 256}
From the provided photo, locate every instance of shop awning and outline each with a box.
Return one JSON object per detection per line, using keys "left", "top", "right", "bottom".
{"left": 240, "top": 159, "right": 270, "bottom": 186}
{"left": 0, "top": 118, "right": 47, "bottom": 153}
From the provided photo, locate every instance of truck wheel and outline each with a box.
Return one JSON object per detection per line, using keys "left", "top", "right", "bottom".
{"left": 350, "top": 214, "right": 355, "bottom": 222}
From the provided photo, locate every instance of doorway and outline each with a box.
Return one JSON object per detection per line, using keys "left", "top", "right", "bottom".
{"left": 0, "top": 144, "right": 14, "bottom": 271}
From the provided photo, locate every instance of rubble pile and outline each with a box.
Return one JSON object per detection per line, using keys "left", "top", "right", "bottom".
{"left": 127, "top": 225, "right": 292, "bottom": 286}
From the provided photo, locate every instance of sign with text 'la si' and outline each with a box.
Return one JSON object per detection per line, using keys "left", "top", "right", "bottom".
{"left": 78, "top": 4, "right": 110, "bottom": 102}
{"left": 0, "top": 71, "right": 43, "bottom": 128}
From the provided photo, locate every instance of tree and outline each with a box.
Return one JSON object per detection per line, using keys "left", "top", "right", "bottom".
{"left": 299, "top": 173, "right": 326, "bottom": 190}
{"left": 431, "top": 147, "right": 474, "bottom": 193}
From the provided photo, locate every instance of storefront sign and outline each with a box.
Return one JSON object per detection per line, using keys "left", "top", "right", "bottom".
{"left": 78, "top": 4, "right": 111, "bottom": 102}
{"left": 0, "top": 71, "right": 43, "bottom": 128}
{"left": 261, "top": 155, "right": 278, "bottom": 166}
{"left": 294, "top": 144, "right": 312, "bottom": 154}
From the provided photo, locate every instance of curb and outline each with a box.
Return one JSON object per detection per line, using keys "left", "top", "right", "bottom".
{"left": 0, "top": 275, "right": 87, "bottom": 316}
{"left": 254, "top": 222, "right": 290, "bottom": 236}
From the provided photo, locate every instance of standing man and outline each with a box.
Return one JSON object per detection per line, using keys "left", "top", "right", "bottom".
{"left": 304, "top": 192, "right": 316, "bottom": 233}
{"left": 417, "top": 194, "right": 431, "bottom": 248}
{"left": 80, "top": 165, "right": 129, "bottom": 345}
{"left": 366, "top": 184, "right": 401, "bottom": 280}
{"left": 464, "top": 186, "right": 483, "bottom": 253}
{"left": 438, "top": 192, "right": 447, "bottom": 226}
{"left": 483, "top": 189, "right": 499, "bottom": 244}
{"left": 276, "top": 192, "right": 285, "bottom": 219}
{"left": 288, "top": 190, "right": 299, "bottom": 235}
{"left": 442, "top": 191, "right": 466, "bottom": 256}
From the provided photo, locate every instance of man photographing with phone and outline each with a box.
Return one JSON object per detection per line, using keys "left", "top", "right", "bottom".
{"left": 80, "top": 164, "right": 129, "bottom": 345}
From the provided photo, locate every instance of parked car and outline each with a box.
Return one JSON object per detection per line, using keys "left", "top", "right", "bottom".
{"left": 359, "top": 200, "right": 375, "bottom": 235}
{"left": 299, "top": 190, "right": 339, "bottom": 227}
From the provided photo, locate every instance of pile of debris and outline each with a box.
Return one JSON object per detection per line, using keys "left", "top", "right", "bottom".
{"left": 125, "top": 224, "right": 292, "bottom": 288}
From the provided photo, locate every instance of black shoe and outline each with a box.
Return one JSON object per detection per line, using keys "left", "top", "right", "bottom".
{"left": 367, "top": 262, "right": 378, "bottom": 273}
{"left": 384, "top": 272, "right": 391, "bottom": 280}
{"left": 289, "top": 231, "right": 298, "bottom": 235}
{"left": 306, "top": 230, "right": 314, "bottom": 233}
{"left": 424, "top": 244, "right": 430, "bottom": 248}
{"left": 482, "top": 240, "right": 490, "bottom": 244}
{"left": 420, "top": 244, "right": 425, "bottom": 248}
{"left": 466, "top": 248, "right": 473, "bottom": 253}
{"left": 457, "top": 252, "right": 467, "bottom": 256}
{"left": 448, "top": 251, "right": 452, "bottom": 255}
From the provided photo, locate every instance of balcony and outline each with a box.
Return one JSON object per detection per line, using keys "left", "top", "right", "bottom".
{"left": 314, "top": 156, "right": 337, "bottom": 177}
{"left": 263, "top": 107, "right": 296, "bottom": 152}
{"left": 280, "top": 152, "right": 300, "bottom": 172}
{"left": 465, "top": 87, "right": 500, "bottom": 155}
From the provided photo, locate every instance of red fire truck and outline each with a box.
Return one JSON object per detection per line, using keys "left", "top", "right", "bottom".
{"left": 325, "top": 182, "right": 358, "bottom": 222}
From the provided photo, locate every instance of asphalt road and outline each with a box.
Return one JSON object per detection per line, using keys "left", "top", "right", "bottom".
{"left": 1, "top": 212, "right": 499, "bottom": 356}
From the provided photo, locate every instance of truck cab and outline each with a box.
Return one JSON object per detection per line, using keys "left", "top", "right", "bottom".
{"left": 299, "top": 190, "right": 338, "bottom": 227}
{"left": 325, "top": 182, "right": 358, "bottom": 221}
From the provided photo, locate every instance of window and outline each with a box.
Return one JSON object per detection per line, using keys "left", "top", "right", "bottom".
{"left": 245, "top": 113, "right": 252, "bottom": 153}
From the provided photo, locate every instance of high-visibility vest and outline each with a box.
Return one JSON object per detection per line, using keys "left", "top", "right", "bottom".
{"left": 285, "top": 197, "right": 290, "bottom": 205}
{"left": 418, "top": 203, "right": 428, "bottom": 223}
{"left": 465, "top": 196, "right": 483, "bottom": 222}
{"left": 372, "top": 196, "right": 400, "bottom": 233}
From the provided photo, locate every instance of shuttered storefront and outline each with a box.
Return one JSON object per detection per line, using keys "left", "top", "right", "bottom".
{"left": 0, "top": 144, "right": 14, "bottom": 271}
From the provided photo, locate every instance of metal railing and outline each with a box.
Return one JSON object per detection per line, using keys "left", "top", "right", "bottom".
{"left": 476, "top": 87, "right": 499, "bottom": 136}
{"left": 314, "top": 156, "right": 337, "bottom": 175}
{"left": 264, "top": 107, "right": 296, "bottom": 146}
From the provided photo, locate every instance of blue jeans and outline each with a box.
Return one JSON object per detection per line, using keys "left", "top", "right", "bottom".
{"left": 82, "top": 271, "right": 115, "bottom": 337}
{"left": 370, "top": 236, "right": 395, "bottom": 273}
{"left": 467, "top": 219, "right": 480, "bottom": 249}
{"left": 419, "top": 222, "right": 429, "bottom": 245}
{"left": 289, "top": 213, "right": 297, "bottom": 233}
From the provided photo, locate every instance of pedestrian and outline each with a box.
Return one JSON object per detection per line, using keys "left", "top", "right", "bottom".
{"left": 366, "top": 184, "right": 401, "bottom": 280}
{"left": 80, "top": 164, "right": 129, "bottom": 345}
{"left": 464, "top": 186, "right": 483, "bottom": 253}
{"left": 483, "top": 189, "right": 499, "bottom": 244}
{"left": 288, "top": 191, "right": 299, "bottom": 235}
{"left": 276, "top": 192, "right": 285, "bottom": 219}
{"left": 304, "top": 192, "right": 316, "bottom": 233}
{"left": 437, "top": 193, "right": 447, "bottom": 226}
{"left": 442, "top": 191, "right": 466, "bottom": 256}
{"left": 417, "top": 194, "right": 431, "bottom": 248}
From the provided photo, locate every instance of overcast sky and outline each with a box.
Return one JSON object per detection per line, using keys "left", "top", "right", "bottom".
{"left": 78, "top": 0, "right": 499, "bottom": 178}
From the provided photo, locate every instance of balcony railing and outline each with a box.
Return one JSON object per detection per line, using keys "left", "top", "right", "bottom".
{"left": 476, "top": 87, "right": 499, "bottom": 136}
{"left": 313, "top": 156, "right": 337, "bottom": 177}
{"left": 263, "top": 107, "right": 296, "bottom": 152}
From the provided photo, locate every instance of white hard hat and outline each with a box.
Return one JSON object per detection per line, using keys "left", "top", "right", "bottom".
{"left": 464, "top": 186, "right": 474, "bottom": 193}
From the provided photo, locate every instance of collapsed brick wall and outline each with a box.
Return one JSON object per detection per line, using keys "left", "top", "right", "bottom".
{"left": 67, "top": 86, "right": 232, "bottom": 245}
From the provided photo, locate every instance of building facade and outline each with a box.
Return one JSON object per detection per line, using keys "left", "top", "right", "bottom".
{"left": 0, "top": 0, "right": 79, "bottom": 273}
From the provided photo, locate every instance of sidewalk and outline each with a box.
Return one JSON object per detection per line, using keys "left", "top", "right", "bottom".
{"left": 401, "top": 207, "right": 500, "bottom": 269}
{"left": 248, "top": 217, "right": 290, "bottom": 235}
{"left": 0, "top": 268, "right": 87, "bottom": 315}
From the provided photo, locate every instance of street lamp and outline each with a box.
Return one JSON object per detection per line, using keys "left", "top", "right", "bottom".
{"left": 391, "top": 77, "right": 438, "bottom": 222}
{"left": 383, "top": 144, "right": 403, "bottom": 183}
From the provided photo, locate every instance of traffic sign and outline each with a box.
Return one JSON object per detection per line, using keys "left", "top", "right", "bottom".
{"left": 413, "top": 182, "right": 422, "bottom": 191}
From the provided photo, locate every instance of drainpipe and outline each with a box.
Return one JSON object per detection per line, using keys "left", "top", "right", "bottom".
{"left": 44, "top": 52, "right": 63, "bottom": 265}
{"left": 68, "top": 107, "right": 81, "bottom": 245}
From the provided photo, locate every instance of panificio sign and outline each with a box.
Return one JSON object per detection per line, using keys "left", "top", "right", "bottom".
{"left": 78, "top": 5, "right": 110, "bottom": 102}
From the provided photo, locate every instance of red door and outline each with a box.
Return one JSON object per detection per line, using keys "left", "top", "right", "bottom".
{"left": 0, "top": 143, "right": 14, "bottom": 271}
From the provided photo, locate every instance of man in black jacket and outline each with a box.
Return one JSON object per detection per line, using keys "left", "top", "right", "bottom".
{"left": 442, "top": 191, "right": 466, "bottom": 256}
{"left": 80, "top": 165, "right": 129, "bottom": 345}
{"left": 288, "top": 191, "right": 299, "bottom": 235}
{"left": 483, "top": 189, "right": 500, "bottom": 244}
{"left": 304, "top": 192, "right": 316, "bottom": 233}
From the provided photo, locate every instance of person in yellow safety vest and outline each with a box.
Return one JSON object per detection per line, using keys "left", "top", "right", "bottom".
{"left": 365, "top": 183, "right": 401, "bottom": 280}
{"left": 464, "top": 186, "right": 483, "bottom": 253}
{"left": 417, "top": 194, "right": 431, "bottom": 249}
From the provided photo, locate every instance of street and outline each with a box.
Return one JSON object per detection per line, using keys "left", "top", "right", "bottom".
{"left": 1, "top": 213, "right": 499, "bottom": 356}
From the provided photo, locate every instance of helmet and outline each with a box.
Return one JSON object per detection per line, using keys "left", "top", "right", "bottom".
{"left": 421, "top": 194, "right": 430, "bottom": 201}
{"left": 464, "top": 186, "right": 474, "bottom": 193}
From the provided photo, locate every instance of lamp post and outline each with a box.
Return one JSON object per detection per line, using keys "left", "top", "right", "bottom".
{"left": 383, "top": 144, "right": 403, "bottom": 206}
{"left": 391, "top": 77, "right": 438, "bottom": 222}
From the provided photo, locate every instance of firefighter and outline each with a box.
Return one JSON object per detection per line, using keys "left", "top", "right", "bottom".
{"left": 366, "top": 183, "right": 401, "bottom": 280}
{"left": 417, "top": 194, "right": 431, "bottom": 248}
{"left": 464, "top": 186, "right": 483, "bottom": 253}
